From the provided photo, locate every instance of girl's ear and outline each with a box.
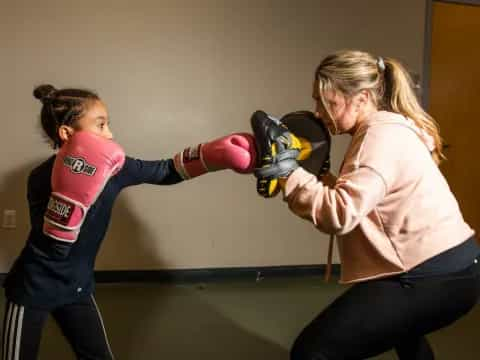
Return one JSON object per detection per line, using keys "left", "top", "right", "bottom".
{"left": 58, "top": 125, "right": 75, "bottom": 143}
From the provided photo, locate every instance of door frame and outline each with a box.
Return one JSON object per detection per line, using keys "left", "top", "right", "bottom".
{"left": 422, "top": 0, "right": 480, "bottom": 109}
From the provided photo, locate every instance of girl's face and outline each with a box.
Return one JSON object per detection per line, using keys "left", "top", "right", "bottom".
{"left": 59, "top": 100, "right": 113, "bottom": 144}
{"left": 312, "top": 83, "right": 372, "bottom": 135}
{"left": 75, "top": 100, "right": 113, "bottom": 140}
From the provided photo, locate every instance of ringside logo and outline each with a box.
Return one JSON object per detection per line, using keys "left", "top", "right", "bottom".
{"left": 46, "top": 195, "right": 74, "bottom": 225}
{"left": 63, "top": 156, "right": 96, "bottom": 176}
{"left": 182, "top": 145, "right": 201, "bottom": 163}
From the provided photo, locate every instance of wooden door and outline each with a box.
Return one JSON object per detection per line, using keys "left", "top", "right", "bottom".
{"left": 429, "top": 1, "right": 480, "bottom": 233}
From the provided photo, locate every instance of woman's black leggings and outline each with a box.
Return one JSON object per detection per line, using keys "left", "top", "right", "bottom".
{"left": 2, "top": 294, "right": 113, "bottom": 360}
{"left": 291, "top": 258, "right": 480, "bottom": 360}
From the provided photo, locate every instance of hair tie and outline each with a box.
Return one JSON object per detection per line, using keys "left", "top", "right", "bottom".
{"left": 43, "top": 97, "right": 54, "bottom": 106}
{"left": 42, "top": 92, "right": 56, "bottom": 105}
{"left": 377, "top": 56, "right": 386, "bottom": 72}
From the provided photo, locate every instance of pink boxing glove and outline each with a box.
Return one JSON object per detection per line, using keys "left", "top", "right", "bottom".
{"left": 173, "top": 133, "right": 257, "bottom": 179}
{"left": 43, "top": 131, "right": 125, "bottom": 243}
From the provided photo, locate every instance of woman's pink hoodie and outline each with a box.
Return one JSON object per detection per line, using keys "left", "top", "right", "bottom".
{"left": 283, "top": 111, "right": 474, "bottom": 283}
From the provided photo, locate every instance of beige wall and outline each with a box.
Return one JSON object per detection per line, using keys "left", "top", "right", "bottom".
{"left": 0, "top": 0, "right": 427, "bottom": 271}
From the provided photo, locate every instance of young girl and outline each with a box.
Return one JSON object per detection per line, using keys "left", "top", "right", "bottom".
{"left": 272, "top": 50, "right": 479, "bottom": 359}
{"left": 2, "top": 84, "right": 256, "bottom": 359}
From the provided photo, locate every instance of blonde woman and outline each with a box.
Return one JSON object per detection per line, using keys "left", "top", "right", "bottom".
{"left": 267, "top": 50, "right": 479, "bottom": 359}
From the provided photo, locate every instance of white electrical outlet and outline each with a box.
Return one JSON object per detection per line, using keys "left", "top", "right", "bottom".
{"left": 2, "top": 210, "right": 16, "bottom": 229}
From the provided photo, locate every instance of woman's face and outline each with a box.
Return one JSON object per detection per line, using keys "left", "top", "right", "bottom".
{"left": 312, "top": 83, "right": 369, "bottom": 135}
{"left": 75, "top": 100, "right": 113, "bottom": 140}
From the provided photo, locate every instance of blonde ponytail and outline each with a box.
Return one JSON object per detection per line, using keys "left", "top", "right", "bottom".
{"left": 383, "top": 58, "right": 444, "bottom": 164}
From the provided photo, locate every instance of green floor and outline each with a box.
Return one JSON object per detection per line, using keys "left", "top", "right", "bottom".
{"left": 2, "top": 276, "right": 479, "bottom": 359}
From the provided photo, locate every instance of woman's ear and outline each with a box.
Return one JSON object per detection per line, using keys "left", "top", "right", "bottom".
{"left": 58, "top": 125, "right": 75, "bottom": 143}
{"left": 359, "top": 90, "right": 370, "bottom": 105}
{"left": 354, "top": 90, "right": 370, "bottom": 111}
